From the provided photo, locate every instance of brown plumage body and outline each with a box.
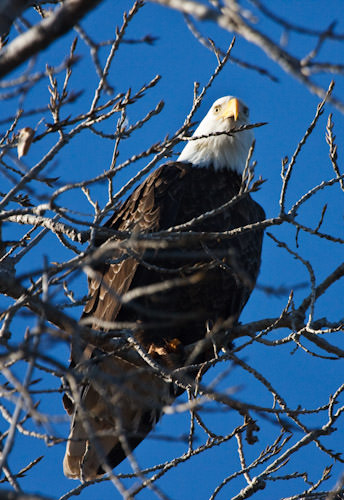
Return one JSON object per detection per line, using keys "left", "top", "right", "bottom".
{"left": 63, "top": 162, "right": 264, "bottom": 480}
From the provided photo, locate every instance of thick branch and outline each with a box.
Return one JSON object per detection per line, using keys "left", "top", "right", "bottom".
{"left": 0, "top": 0, "right": 104, "bottom": 78}
{"left": 0, "top": 492, "right": 53, "bottom": 500}
{"left": 150, "top": 0, "right": 344, "bottom": 112}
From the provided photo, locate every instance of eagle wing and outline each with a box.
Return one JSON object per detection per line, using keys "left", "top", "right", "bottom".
{"left": 83, "top": 162, "right": 191, "bottom": 323}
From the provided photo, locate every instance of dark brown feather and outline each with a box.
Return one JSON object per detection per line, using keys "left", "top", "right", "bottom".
{"left": 63, "top": 161, "right": 265, "bottom": 480}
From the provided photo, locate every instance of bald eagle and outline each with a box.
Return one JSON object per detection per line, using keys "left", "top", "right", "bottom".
{"left": 63, "top": 96, "right": 265, "bottom": 480}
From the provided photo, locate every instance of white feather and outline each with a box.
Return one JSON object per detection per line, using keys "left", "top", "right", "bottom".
{"left": 178, "top": 96, "right": 254, "bottom": 173}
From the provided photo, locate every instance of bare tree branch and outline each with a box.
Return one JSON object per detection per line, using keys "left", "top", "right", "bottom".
{"left": 0, "top": 0, "right": 104, "bottom": 78}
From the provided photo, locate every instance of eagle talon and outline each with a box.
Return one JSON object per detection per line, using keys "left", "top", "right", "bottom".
{"left": 166, "top": 337, "right": 182, "bottom": 352}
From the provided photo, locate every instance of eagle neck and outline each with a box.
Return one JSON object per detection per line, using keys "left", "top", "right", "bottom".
{"left": 177, "top": 135, "right": 252, "bottom": 174}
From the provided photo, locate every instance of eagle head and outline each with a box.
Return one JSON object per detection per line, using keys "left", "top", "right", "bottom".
{"left": 178, "top": 96, "right": 253, "bottom": 173}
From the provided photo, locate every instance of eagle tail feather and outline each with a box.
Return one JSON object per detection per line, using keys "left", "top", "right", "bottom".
{"left": 63, "top": 408, "right": 160, "bottom": 480}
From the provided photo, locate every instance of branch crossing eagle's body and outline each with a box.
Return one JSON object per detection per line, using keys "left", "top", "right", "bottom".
{"left": 63, "top": 96, "right": 265, "bottom": 480}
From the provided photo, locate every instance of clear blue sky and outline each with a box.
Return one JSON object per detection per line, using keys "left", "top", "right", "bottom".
{"left": 1, "top": 1, "right": 344, "bottom": 499}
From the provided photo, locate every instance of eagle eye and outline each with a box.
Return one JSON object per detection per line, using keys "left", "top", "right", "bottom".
{"left": 213, "top": 105, "right": 221, "bottom": 114}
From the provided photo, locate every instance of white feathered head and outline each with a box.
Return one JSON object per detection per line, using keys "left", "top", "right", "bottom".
{"left": 178, "top": 96, "right": 253, "bottom": 173}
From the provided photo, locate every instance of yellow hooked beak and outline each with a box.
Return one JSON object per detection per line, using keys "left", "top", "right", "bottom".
{"left": 218, "top": 97, "right": 240, "bottom": 121}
